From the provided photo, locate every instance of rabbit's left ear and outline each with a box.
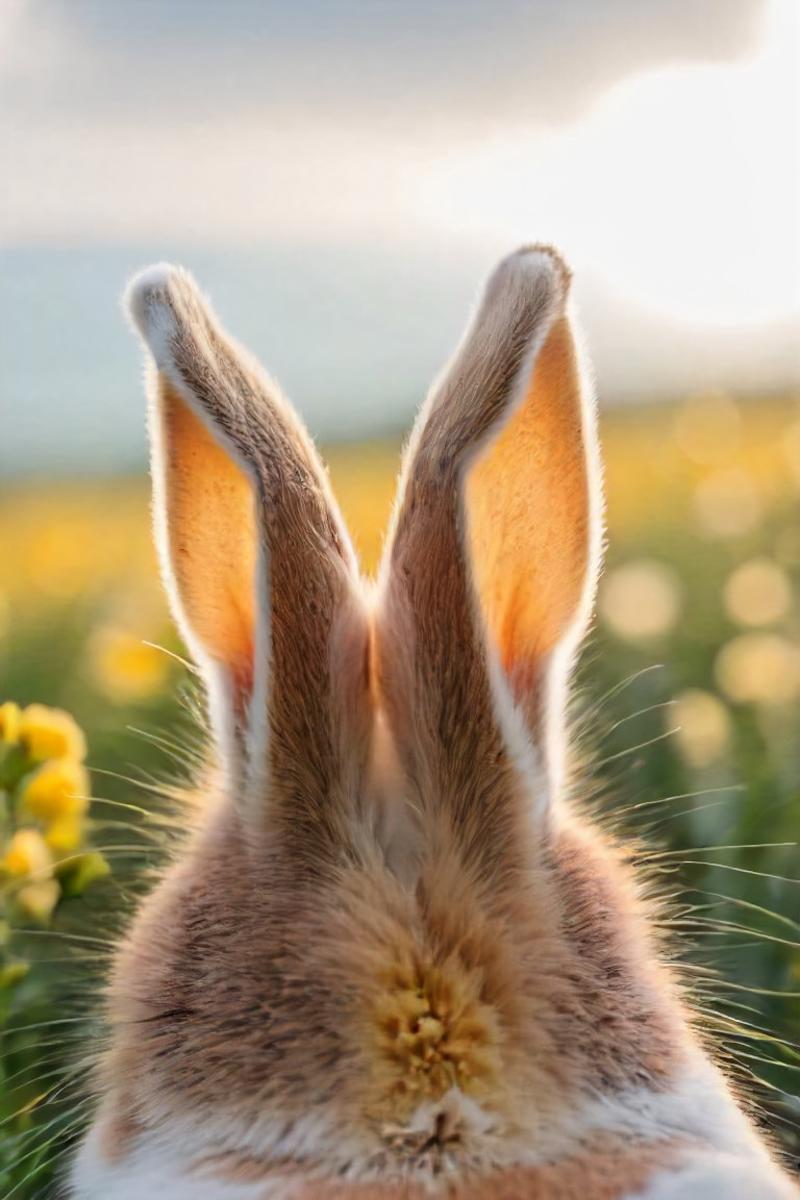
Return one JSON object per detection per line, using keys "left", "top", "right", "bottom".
{"left": 126, "top": 266, "right": 372, "bottom": 854}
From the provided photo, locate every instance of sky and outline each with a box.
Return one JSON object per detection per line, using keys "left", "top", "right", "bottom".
{"left": 1, "top": 0, "right": 798, "bottom": 473}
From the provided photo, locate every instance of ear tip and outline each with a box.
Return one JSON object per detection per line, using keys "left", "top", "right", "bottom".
{"left": 517, "top": 243, "right": 572, "bottom": 289}
{"left": 488, "top": 243, "right": 572, "bottom": 313}
{"left": 124, "top": 262, "right": 192, "bottom": 360}
{"left": 125, "top": 262, "right": 179, "bottom": 322}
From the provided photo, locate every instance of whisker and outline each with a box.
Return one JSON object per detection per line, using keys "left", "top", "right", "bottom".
{"left": 603, "top": 700, "right": 677, "bottom": 735}
{"left": 646, "top": 842, "right": 796, "bottom": 861}
{"left": 688, "top": 892, "right": 800, "bottom": 935}
{"left": 594, "top": 727, "right": 680, "bottom": 768}
{"left": 572, "top": 663, "right": 665, "bottom": 730}
{"left": 2, "top": 1102, "right": 94, "bottom": 1198}
{"left": 618, "top": 784, "right": 745, "bottom": 817}
{"left": 140, "top": 639, "right": 195, "bottom": 671}
{"left": 667, "top": 860, "right": 800, "bottom": 885}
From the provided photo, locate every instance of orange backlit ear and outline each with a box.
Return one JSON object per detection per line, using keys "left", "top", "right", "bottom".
{"left": 466, "top": 312, "right": 601, "bottom": 730}
{"left": 152, "top": 377, "right": 257, "bottom": 717}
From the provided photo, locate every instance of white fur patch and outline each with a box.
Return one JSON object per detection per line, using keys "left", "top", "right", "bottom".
{"left": 624, "top": 1153, "right": 799, "bottom": 1199}
{"left": 69, "top": 1057, "right": 784, "bottom": 1198}
{"left": 69, "top": 1127, "right": 277, "bottom": 1200}
{"left": 570, "top": 1053, "right": 775, "bottom": 1166}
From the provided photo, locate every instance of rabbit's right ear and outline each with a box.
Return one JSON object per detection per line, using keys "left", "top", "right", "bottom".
{"left": 126, "top": 267, "right": 371, "bottom": 850}
{"left": 376, "top": 247, "right": 602, "bottom": 875}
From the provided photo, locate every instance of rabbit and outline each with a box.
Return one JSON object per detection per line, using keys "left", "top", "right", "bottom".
{"left": 69, "top": 246, "right": 798, "bottom": 1199}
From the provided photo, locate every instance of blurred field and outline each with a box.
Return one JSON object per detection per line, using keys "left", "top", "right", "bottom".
{"left": 0, "top": 390, "right": 799, "bottom": 1192}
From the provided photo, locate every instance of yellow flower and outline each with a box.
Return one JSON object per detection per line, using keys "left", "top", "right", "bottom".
{"left": 60, "top": 851, "right": 110, "bottom": 897}
{"left": 16, "top": 879, "right": 61, "bottom": 922}
{"left": 88, "top": 627, "right": 168, "bottom": 702}
{"left": 2, "top": 829, "right": 53, "bottom": 878}
{"left": 0, "top": 961, "right": 30, "bottom": 988}
{"left": 19, "top": 704, "right": 87, "bottom": 763}
{"left": 45, "top": 815, "right": 84, "bottom": 855}
{"left": 25, "top": 518, "right": 94, "bottom": 600}
{"left": 19, "top": 758, "right": 90, "bottom": 822}
{"left": 0, "top": 701, "right": 21, "bottom": 744}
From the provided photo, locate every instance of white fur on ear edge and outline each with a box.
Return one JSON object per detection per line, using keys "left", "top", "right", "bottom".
{"left": 124, "top": 263, "right": 188, "bottom": 370}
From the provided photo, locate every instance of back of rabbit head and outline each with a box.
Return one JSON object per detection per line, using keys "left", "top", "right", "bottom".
{"left": 70, "top": 249, "right": 797, "bottom": 1199}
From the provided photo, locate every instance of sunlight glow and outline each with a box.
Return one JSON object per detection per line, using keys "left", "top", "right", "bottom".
{"left": 413, "top": 0, "right": 799, "bottom": 326}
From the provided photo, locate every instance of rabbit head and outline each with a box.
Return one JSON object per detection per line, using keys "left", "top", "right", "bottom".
{"left": 70, "top": 249, "right": 796, "bottom": 1199}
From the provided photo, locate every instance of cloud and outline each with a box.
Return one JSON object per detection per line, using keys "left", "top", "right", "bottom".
{"left": 0, "top": 0, "right": 779, "bottom": 247}
{"left": 1, "top": 0, "right": 795, "bottom": 460}
{"left": 412, "top": 0, "right": 799, "bottom": 326}
{"left": 2, "top": 0, "right": 766, "bottom": 130}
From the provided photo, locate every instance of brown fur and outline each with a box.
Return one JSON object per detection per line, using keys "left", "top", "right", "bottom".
{"left": 98, "top": 802, "right": 687, "bottom": 1171}
{"left": 84, "top": 247, "right": 794, "bottom": 1196}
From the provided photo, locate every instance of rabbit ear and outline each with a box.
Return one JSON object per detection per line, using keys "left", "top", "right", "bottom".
{"left": 376, "top": 247, "right": 602, "bottom": 871}
{"left": 465, "top": 283, "right": 603, "bottom": 775}
{"left": 127, "top": 266, "right": 371, "bottom": 848}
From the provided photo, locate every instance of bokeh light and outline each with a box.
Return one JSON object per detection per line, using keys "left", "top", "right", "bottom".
{"left": 723, "top": 557, "right": 793, "bottom": 627}
{"left": 599, "top": 559, "right": 682, "bottom": 642}
{"left": 715, "top": 632, "right": 800, "bottom": 706}
{"left": 692, "top": 467, "right": 764, "bottom": 539}
{"left": 671, "top": 688, "right": 732, "bottom": 769}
